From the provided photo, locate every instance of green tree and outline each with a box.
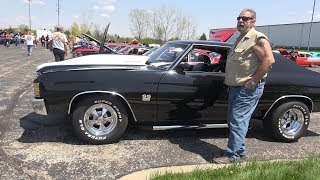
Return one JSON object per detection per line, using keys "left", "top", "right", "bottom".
{"left": 64, "top": 30, "right": 71, "bottom": 38}
{"left": 168, "top": 37, "right": 180, "bottom": 41}
{"left": 70, "top": 22, "right": 81, "bottom": 36}
{"left": 140, "top": 37, "right": 155, "bottom": 44}
{"left": 199, "top": 33, "right": 207, "bottom": 40}
{"left": 18, "top": 24, "right": 29, "bottom": 34}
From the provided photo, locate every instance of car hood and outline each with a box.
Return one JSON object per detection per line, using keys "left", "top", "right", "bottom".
{"left": 37, "top": 54, "right": 150, "bottom": 71}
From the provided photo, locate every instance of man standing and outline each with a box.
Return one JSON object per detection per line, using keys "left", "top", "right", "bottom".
{"left": 15, "top": 33, "right": 21, "bottom": 47}
{"left": 214, "top": 8, "right": 275, "bottom": 163}
{"left": 5, "top": 31, "right": 11, "bottom": 47}
{"left": 45, "top": 34, "right": 50, "bottom": 49}
{"left": 50, "top": 27, "right": 68, "bottom": 61}
{"left": 25, "top": 31, "right": 35, "bottom": 56}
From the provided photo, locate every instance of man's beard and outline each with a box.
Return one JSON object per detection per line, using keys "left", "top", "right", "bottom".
{"left": 237, "top": 24, "right": 250, "bottom": 34}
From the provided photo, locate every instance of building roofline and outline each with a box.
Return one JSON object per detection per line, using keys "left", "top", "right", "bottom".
{"left": 210, "top": 21, "right": 320, "bottom": 31}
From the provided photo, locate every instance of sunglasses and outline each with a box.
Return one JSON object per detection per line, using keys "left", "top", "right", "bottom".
{"left": 237, "top": 16, "right": 253, "bottom": 21}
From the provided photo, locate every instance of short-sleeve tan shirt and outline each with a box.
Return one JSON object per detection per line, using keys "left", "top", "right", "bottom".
{"left": 225, "top": 28, "right": 268, "bottom": 86}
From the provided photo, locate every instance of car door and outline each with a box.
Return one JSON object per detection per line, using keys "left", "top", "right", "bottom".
{"left": 157, "top": 70, "right": 228, "bottom": 124}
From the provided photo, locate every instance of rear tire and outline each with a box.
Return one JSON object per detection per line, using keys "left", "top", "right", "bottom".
{"left": 263, "top": 101, "right": 310, "bottom": 142}
{"left": 72, "top": 95, "right": 128, "bottom": 144}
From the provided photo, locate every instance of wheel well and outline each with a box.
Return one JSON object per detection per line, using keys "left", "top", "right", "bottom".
{"left": 68, "top": 92, "right": 136, "bottom": 125}
{"left": 263, "top": 96, "right": 313, "bottom": 120}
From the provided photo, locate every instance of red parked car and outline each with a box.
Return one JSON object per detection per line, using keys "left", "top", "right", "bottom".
{"left": 276, "top": 48, "right": 320, "bottom": 67}
{"left": 72, "top": 34, "right": 118, "bottom": 57}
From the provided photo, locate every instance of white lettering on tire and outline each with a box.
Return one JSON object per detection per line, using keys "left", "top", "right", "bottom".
{"left": 79, "top": 100, "right": 123, "bottom": 140}
{"left": 278, "top": 105, "right": 308, "bottom": 139}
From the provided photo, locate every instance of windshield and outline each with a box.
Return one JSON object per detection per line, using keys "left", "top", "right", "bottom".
{"left": 147, "top": 43, "right": 189, "bottom": 66}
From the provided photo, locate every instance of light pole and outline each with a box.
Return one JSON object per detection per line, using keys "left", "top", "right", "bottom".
{"left": 57, "top": 0, "right": 61, "bottom": 27}
{"left": 307, "top": 0, "right": 316, "bottom": 51}
{"left": 28, "top": 0, "right": 32, "bottom": 30}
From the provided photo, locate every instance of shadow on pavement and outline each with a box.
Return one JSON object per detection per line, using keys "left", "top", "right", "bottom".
{"left": 168, "top": 138, "right": 225, "bottom": 162}
{"left": 17, "top": 113, "right": 320, "bottom": 145}
{"left": 17, "top": 113, "right": 81, "bottom": 144}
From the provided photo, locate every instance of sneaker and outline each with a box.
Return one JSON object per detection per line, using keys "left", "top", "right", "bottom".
{"left": 213, "top": 156, "right": 246, "bottom": 164}
{"left": 213, "top": 157, "right": 233, "bottom": 164}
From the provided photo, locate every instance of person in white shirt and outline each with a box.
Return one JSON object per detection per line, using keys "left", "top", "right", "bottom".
{"left": 50, "top": 27, "right": 69, "bottom": 61}
{"left": 25, "top": 31, "right": 35, "bottom": 56}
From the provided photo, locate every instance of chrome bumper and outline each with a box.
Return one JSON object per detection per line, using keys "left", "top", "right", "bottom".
{"left": 30, "top": 98, "right": 48, "bottom": 115}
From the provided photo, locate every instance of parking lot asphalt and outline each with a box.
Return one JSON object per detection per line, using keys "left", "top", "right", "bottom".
{"left": 0, "top": 45, "right": 320, "bottom": 180}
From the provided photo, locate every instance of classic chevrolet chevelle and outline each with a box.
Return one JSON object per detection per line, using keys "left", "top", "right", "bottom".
{"left": 31, "top": 40, "right": 320, "bottom": 144}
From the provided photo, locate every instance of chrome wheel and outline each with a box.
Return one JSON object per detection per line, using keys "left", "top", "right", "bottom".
{"left": 83, "top": 103, "right": 118, "bottom": 136}
{"left": 279, "top": 108, "right": 304, "bottom": 137}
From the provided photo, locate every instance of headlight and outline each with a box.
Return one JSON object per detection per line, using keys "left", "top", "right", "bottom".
{"left": 33, "top": 83, "right": 40, "bottom": 97}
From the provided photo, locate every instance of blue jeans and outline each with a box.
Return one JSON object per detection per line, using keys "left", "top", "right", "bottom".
{"left": 27, "top": 45, "right": 33, "bottom": 54}
{"left": 16, "top": 39, "right": 21, "bottom": 47}
{"left": 226, "top": 82, "right": 265, "bottom": 161}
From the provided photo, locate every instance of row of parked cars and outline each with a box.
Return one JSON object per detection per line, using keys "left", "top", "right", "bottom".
{"left": 274, "top": 48, "right": 320, "bottom": 67}
{"left": 70, "top": 34, "right": 224, "bottom": 68}
{"left": 71, "top": 34, "right": 157, "bottom": 58}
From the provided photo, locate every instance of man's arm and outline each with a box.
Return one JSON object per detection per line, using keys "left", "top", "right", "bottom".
{"left": 64, "top": 42, "right": 69, "bottom": 54}
{"left": 48, "top": 40, "right": 53, "bottom": 51}
{"left": 245, "top": 37, "right": 275, "bottom": 88}
{"left": 64, "top": 35, "right": 69, "bottom": 54}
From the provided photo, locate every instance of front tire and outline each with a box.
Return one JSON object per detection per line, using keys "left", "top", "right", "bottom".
{"left": 72, "top": 95, "right": 128, "bottom": 144}
{"left": 263, "top": 101, "right": 310, "bottom": 142}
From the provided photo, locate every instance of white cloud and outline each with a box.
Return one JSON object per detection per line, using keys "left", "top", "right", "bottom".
{"left": 100, "top": 14, "right": 110, "bottom": 18}
{"left": 23, "top": 0, "right": 45, "bottom": 5}
{"left": 99, "top": 0, "right": 117, "bottom": 4}
{"left": 315, "top": 14, "right": 320, "bottom": 21}
{"left": 73, "top": 15, "right": 79, "bottom": 19}
{"left": 93, "top": 5, "right": 100, "bottom": 10}
{"left": 103, "top": 5, "right": 115, "bottom": 11}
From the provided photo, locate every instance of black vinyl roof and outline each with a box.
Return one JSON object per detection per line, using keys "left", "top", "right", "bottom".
{"left": 168, "top": 40, "right": 233, "bottom": 47}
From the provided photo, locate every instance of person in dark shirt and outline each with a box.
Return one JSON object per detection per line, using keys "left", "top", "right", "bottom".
{"left": 40, "top": 35, "right": 45, "bottom": 47}
{"left": 45, "top": 35, "right": 50, "bottom": 49}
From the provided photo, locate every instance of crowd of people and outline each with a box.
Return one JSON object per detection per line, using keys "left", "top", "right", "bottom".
{"left": 0, "top": 29, "right": 59, "bottom": 57}
{"left": 0, "top": 30, "right": 51, "bottom": 50}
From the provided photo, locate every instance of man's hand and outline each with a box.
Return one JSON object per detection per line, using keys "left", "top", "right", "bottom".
{"left": 244, "top": 79, "right": 256, "bottom": 89}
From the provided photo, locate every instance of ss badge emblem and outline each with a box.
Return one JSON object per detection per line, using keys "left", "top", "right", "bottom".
{"left": 142, "top": 94, "right": 151, "bottom": 101}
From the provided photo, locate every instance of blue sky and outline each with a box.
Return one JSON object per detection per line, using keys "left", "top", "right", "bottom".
{"left": 1, "top": 0, "right": 319, "bottom": 37}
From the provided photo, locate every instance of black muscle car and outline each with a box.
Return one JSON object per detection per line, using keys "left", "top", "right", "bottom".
{"left": 31, "top": 40, "right": 320, "bottom": 144}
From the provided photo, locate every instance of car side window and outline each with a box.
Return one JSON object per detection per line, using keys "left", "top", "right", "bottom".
{"left": 176, "top": 48, "right": 224, "bottom": 73}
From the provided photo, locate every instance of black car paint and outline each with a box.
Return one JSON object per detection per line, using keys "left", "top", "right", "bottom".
{"left": 34, "top": 40, "right": 320, "bottom": 126}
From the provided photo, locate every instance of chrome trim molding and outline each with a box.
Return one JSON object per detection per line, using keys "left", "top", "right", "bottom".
{"left": 263, "top": 95, "right": 314, "bottom": 119}
{"left": 42, "top": 66, "right": 142, "bottom": 74}
{"left": 153, "top": 123, "right": 228, "bottom": 130}
{"left": 68, "top": 91, "right": 137, "bottom": 122}
{"left": 30, "top": 98, "right": 48, "bottom": 115}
